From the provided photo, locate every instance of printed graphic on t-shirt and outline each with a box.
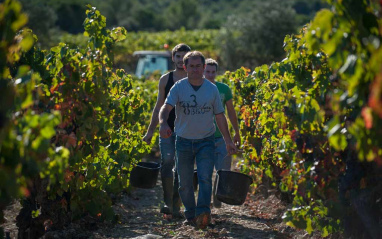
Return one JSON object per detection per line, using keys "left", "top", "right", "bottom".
{"left": 179, "top": 94, "right": 212, "bottom": 115}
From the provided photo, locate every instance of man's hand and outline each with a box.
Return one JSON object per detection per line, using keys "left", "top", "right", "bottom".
{"left": 226, "top": 141, "right": 238, "bottom": 155}
{"left": 159, "top": 123, "right": 172, "bottom": 139}
{"left": 233, "top": 132, "right": 241, "bottom": 147}
{"left": 143, "top": 130, "right": 154, "bottom": 144}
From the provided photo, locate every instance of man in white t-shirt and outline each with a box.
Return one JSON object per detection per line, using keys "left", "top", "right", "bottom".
{"left": 159, "top": 51, "right": 237, "bottom": 229}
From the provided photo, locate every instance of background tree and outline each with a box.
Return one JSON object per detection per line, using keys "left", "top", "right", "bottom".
{"left": 163, "top": 0, "right": 201, "bottom": 30}
{"left": 216, "top": 0, "right": 298, "bottom": 70}
{"left": 17, "top": 0, "right": 57, "bottom": 46}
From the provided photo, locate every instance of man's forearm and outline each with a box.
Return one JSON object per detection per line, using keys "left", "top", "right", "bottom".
{"left": 228, "top": 111, "right": 240, "bottom": 134}
{"left": 147, "top": 108, "right": 160, "bottom": 133}
{"left": 159, "top": 105, "right": 170, "bottom": 125}
{"left": 226, "top": 100, "right": 240, "bottom": 134}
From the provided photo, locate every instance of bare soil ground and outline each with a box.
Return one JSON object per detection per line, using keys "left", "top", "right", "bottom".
{"left": 2, "top": 157, "right": 328, "bottom": 239}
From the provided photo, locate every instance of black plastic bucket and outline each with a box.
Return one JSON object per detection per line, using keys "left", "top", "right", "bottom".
{"left": 130, "top": 162, "right": 161, "bottom": 189}
{"left": 215, "top": 170, "right": 253, "bottom": 205}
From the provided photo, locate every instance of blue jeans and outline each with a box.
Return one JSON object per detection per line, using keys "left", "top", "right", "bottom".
{"left": 176, "top": 134, "right": 215, "bottom": 220}
{"left": 159, "top": 133, "right": 176, "bottom": 178}
{"left": 159, "top": 132, "right": 180, "bottom": 213}
{"left": 214, "top": 137, "right": 231, "bottom": 171}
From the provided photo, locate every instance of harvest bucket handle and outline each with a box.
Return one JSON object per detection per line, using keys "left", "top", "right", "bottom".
{"left": 216, "top": 169, "right": 253, "bottom": 184}
{"left": 223, "top": 149, "right": 244, "bottom": 159}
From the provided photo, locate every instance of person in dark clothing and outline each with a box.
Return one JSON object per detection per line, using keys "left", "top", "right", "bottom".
{"left": 143, "top": 43, "right": 191, "bottom": 219}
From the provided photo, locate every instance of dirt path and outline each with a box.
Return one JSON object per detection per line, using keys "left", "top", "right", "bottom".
{"left": 2, "top": 163, "right": 318, "bottom": 239}
{"left": 90, "top": 178, "right": 297, "bottom": 239}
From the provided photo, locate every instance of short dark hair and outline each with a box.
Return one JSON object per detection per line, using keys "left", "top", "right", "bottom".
{"left": 183, "top": 51, "right": 205, "bottom": 66}
{"left": 205, "top": 58, "right": 218, "bottom": 71}
{"left": 172, "top": 43, "right": 191, "bottom": 57}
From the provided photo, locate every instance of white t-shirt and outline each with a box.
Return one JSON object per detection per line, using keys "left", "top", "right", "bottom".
{"left": 165, "top": 78, "right": 224, "bottom": 139}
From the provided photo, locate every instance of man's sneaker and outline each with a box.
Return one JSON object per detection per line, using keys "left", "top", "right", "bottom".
{"left": 196, "top": 212, "right": 211, "bottom": 229}
{"left": 163, "top": 214, "right": 173, "bottom": 220}
{"left": 160, "top": 206, "right": 171, "bottom": 214}
{"left": 183, "top": 218, "right": 196, "bottom": 227}
{"left": 161, "top": 206, "right": 175, "bottom": 220}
